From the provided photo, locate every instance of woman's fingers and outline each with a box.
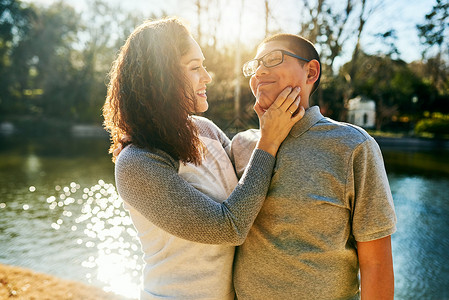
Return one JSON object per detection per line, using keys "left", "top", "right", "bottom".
{"left": 287, "top": 97, "right": 301, "bottom": 116}
{"left": 292, "top": 105, "right": 305, "bottom": 120}
{"left": 270, "top": 86, "right": 293, "bottom": 110}
{"left": 269, "top": 86, "right": 301, "bottom": 115}
{"left": 256, "top": 87, "right": 305, "bottom": 156}
{"left": 279, "top": 87, "right": 301, "bottom": 113}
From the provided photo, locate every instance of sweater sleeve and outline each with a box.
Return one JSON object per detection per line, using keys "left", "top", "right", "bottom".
{"left": 115, "top": 145, "right": 275, "bottom": 245}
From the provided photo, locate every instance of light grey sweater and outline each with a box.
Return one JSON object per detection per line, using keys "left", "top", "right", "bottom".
{"left": 118, "top": 116, "right": 250, "bottom": 299}
{"left": 115, "top": 116, "right": 275, "bottom": 246}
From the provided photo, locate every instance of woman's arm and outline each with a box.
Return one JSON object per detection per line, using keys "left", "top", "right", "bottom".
{"left": 116, "top": 86, "right": 303, "bottom": 245}
{"left": 358, "top": 236, "right": 394, "bottom": 300}
{"left": 116, "top": 146, "right": 275, "bottom": 245}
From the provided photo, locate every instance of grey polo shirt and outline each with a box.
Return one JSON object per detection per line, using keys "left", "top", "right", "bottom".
{"left": 231, "top": 106, "right": 397, "bottom": 300}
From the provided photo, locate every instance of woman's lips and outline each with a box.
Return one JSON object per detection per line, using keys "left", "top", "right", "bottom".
{"left": 196, "top": 89, "right": 207, "bottom": 98}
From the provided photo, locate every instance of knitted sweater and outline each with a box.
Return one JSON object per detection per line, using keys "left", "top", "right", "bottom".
{"left": 115, "top": 116, "right": 275, "bottom": 299}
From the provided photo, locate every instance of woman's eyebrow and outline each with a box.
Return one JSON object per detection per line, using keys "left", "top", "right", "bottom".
{"left": 184, "top": 57, "right": 205, "bottom": 64}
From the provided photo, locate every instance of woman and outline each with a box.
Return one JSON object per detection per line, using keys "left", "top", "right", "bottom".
{"left": 103, "top": 17, "right": 303, "bottom": 299}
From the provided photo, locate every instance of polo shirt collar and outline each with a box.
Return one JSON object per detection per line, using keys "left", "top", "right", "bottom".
{"left": 289, "top": 106, "right": 325, "bottom": 138}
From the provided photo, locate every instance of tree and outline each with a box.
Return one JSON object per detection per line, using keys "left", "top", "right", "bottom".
{"left": 9, "top": 1, "right": 81, "bottom": 121}
{"left": 79, "top": 0, "right": 148, "bottom": 122}
{"left": 295, "top": 0, "right": 383, "bottom": 118}
{"left": 0, "top": 0, "right": 35, "bottom": 118}
{"left": 205, "top": 0, "right": 223, "bottom": 52}
{"left": 417, "top": 0, "right": 449, "bottom": 92}
{"left": 337, "top": 51, "right": 442, "bottom": 130}
{"left": 264, "top": 0, "right": 270, "bottom": 37}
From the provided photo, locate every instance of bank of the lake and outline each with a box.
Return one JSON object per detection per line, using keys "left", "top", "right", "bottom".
{"left": 374, "top": 135, "right": 449, "bottom": 150}
{"left": 0, "top": 263, "right": 128, "bottom": 300}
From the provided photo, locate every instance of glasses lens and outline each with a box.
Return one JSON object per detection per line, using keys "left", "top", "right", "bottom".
{"left": 263, "top": 50, "right": 283, "bottom": 67}
{"left": 242, "top": 59, "right": 258, "bottom": 77}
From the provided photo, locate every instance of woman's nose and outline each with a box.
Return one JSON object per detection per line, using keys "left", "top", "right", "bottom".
{"left": 202, "top": 68, "right": 212, "bottom": 83}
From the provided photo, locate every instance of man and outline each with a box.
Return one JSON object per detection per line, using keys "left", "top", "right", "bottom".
{"left": 231, "top": 34, "right": 397, "bottom": 299}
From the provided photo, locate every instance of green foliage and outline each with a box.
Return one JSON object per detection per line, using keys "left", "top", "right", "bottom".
{"left": 0, "top": 0, "right": 448, "bottom": 137}
{"left": 417, "top": 0, "right": 449, "bottom": 94}
{"left": 415, "top": 113, "right": 449, "bottom": 136}
{"left": 0, "top": 0, "right": 35, "bottom": 115}
{"left": 0, "top": 0, "right": 148, "bottom": 128}
{"left": 417, "top": 0, "right": 449, "bottom": 51}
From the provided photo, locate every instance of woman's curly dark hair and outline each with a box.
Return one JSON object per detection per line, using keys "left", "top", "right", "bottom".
{"left": 103, "top": 17, "right": 204, "bottom": 164}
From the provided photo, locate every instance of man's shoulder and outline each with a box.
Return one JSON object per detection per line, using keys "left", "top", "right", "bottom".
{"left": 230, "top": 129, "right": 260, "bottom": 178}
{"left": 317, "top": 117, "right": 374, "bottom": 145}
{"left": 231, "top": 129, "right": 260, "bottom": 154}
{"left": 232, "top": 128, "right": 260, "bottom": 143}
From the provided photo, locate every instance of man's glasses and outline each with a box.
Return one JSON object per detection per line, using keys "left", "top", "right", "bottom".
{"left": 242, "top": 49, "right": 311, "bottom": 77}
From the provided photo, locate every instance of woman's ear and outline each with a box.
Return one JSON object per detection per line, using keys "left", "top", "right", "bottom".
{"left": 306, "top": 59, "right": 320, "bottom": 84}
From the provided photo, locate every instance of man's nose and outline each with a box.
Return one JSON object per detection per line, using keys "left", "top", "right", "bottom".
{"left": 254, "top": 61, "right": 269, "bottom": 76}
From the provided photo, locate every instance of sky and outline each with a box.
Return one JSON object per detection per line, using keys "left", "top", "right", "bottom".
{"left": 23, "top": 0, "right": 436, "bottom": 65}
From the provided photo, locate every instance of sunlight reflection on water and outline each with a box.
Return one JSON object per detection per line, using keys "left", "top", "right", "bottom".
{"left": 44, "top": 179, "right": 142, "bottom": 299}
{"left": 2, "top": 139, "right": 449, "bottom": 300}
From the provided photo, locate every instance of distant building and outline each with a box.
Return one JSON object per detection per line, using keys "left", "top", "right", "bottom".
{"left": 0, "top": 122, "right": 15, "bottom": 136}
{"left": 347, "top": 96, "right": 376, "bottom": 128}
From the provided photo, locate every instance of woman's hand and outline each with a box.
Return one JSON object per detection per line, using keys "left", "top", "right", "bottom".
{"left": 255, "top": 86, "right": 304, "bottom": 156}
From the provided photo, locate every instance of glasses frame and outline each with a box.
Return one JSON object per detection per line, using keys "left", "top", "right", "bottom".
{"left": 242, "top": 49, "right": 311, "bottom": 77}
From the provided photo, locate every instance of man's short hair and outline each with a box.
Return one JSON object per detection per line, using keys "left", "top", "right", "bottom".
{"left": 259, "top": 34, "right": 321, "bottom": 95}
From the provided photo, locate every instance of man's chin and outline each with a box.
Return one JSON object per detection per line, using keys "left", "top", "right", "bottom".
{"left": 257, "top": 89, "right": 278, "bottom": 105}
{"left": 255, "top": 98, "right": 272, "bottom": 112}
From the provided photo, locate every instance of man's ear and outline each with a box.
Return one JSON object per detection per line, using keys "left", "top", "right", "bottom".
{"left": 306, "top": 59, "right": 320, "bottom": 84}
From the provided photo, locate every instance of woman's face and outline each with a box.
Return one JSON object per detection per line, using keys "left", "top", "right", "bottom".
{"left": 181, "top": 36, "right": 212, "bottom": 113}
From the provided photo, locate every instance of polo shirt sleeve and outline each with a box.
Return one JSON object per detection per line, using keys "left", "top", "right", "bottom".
{"left": 349, "top": 137, "right": 397, "bottom": 242}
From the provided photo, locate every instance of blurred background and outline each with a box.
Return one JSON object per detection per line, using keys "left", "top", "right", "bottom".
{"left": 1, "top": 0, "right": 449, "bottom": 299}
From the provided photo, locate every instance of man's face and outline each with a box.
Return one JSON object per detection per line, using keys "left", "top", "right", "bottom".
{"left": 249, "top": 41, "right": 308, "bottom": 111}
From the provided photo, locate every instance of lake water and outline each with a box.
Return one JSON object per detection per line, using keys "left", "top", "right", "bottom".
{"left": 1, "top": 137, "right": 448, "bottom": 299}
